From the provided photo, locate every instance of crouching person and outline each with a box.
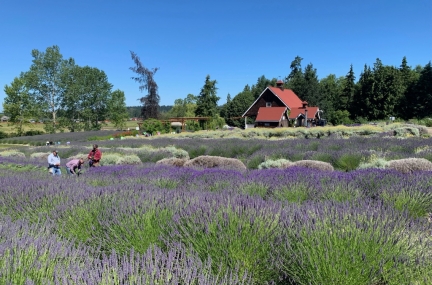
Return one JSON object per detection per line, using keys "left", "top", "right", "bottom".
{"left": 88, "top": 144, "right": 102, "bottom": 167}
{"left": 66, "top": 158, "right": 84, "bottom": 176}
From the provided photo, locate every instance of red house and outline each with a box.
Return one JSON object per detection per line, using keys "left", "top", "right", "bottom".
{"left": 242, "top": 80, "right": 321, "bottom": 128}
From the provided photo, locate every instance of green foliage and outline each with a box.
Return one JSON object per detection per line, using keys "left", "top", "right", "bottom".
{"left": 167, "top": 94, "right": 197, "bottom": 118}
{"left": 170, "top": 207, "right": 281, "bottom": 284}
{"left": 393, "top": 127, "right": 420, "bottom": 137}
{"left": 0, "top": 131, "right": 8, "bottom": 139}
{"left": 358, "top": 158, "right": 389, "bottom": 169}
{"left": 0, "top": 149, "right": 26, "bottom": 158}
{"left": 258, "top": 159, "right": 292, "bottom": 169}
{"left": 195, "top": 75, "right": 220, "bottom": 118}
{"left": 279, "top": 205, "right": 424, "bottom": 285}
{"left": 270, "top": 184, "right": 311, "bottom": 203}
{"left": 331, "top": 110, "right": 352, "bottom": 125}
{"left": 107, "top": 89, "right": 129, "bottom": 130}
{"left": 57, "top": 196, "right": 172, "bottom": 254}
{"left": 334, "top": 153, "right": 362, "bottom": 171}
{"left": 381, "top": 189, "right": 432, "bottom": 218}
{"left": 141, "top": 118, "right": 163, "bottom": 135}
{"left": 188, "top": 145, "right": 207, "bottom": 158}
{"left": 130, "top": 51, "right": 160, "bottom": 119}
{"left": 162, "top": 146, "right": 189, "bottom": 159}
{"left": 3, "top": 76, "right": 39, "bottom": 136}
{"left": 206, "top": 114, "right": 225, "bottom": 130}
{"left": 222, "top": 87, "right": 255, "bottom": 128}
{"left": 23, "top": 130, "right": 44, "bottom": 136}
{"left": 239, "top": 183, "right": 269, "bottom": 198}
{"left": 25, "top": 45, "right": 75, "bottom": 132}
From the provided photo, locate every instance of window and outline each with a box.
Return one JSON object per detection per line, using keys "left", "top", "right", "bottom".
{"left": 264, "top": 123, "right": 270, "bottom": 127}
{"left": 266, "top": 102, "right": 272, "bottom": 107}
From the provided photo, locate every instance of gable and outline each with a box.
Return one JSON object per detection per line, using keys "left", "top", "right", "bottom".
{"left": 267, "top": 87, "right": 303, "bottom": 108}
{"left": 242, "top": 86, "right": 303, "bottom": 117}
{"left": 288, "top": 107, "right": 320, "bottom": 119}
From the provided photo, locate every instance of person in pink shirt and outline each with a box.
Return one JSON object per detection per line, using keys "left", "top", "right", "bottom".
{"left": 66, "top": 158, "right": 84, "bottom": 175}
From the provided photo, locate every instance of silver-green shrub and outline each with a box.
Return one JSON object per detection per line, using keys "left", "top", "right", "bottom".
{"left": 0, "top": 150, "right": 26, "bottom": 158}
{"left": 116, "top": 155, "right": 143, "bottom": 165}
{"left": 29, "top": 152, "right": 50, "bottom": 160}
{"left": 393, "top": 127, "right": 420, "bottom": 137}
{"left": 156, "top": 158, "right": 188, "bottom": 167}
{"left": 292, "top": 160, "right": 334, "bottom": 171}
{"left": 100, "top": 153, "right": 123, "bottom": 166}
{"left": 358, "top": 158, "right": 389, "bottom": 169}
{"left": 162, "top": 146, "right": 190, "bottom": 159}
{"left": 258, "top": 159, "right": 292, "bottom": 169}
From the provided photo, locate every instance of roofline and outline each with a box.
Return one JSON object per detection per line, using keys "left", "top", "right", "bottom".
{"left": 288, "top": 109, "right": 320, "bottom": 120}
{"left": 255, "top": 106, "right": 287, "bottom": 122}
{"left": 242, "top": 87, "right": 291, "bottom": 117}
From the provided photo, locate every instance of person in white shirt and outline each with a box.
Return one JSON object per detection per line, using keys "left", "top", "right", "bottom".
{"left": 47, "top": 150, "right": 61, "bottom": 176}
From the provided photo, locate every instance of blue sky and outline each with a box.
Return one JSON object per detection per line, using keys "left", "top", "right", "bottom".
{"left": 0, "top": 0, "right": 431, "bottom": 112}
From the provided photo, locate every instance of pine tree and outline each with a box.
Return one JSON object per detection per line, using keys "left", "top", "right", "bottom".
{"left": 341, "top": 64, "right": 356, "bottom": 112}
{"left": 195, "top": 75, "right": 220, "bottom": 118}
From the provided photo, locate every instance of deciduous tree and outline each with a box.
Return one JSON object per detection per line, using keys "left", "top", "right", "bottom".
{"left": 25, "top": 45, "right": 75, "bottom": 133}
{"left": 3, "top": 76, "right": 38, "bottom": 136}
{"left": 108, "top": 90, "right": 129, "bottom": 130}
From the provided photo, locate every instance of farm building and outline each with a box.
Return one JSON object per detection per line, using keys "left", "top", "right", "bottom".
{"left": 242, "top": 80, "right": 321, "bottom": 128}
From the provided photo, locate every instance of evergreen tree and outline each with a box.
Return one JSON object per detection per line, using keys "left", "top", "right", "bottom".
{"left": 223, "top": 86, "right": 254, "bottom": 128}
{"left": 352, "top": 65, "right": 373, "bottom": 120}
{"left": 130, "top": 51, "right": 160, "bottom": 119}
{"left": 341, "top": 64, "right": 356, "bottom": 112}
{"left": 285, "top": 56, "right": 306, "bottom": 98}
{"left": 408, "top": 62, "right": 432, "bottom": 119}
{"left": 319, "top": 74, "right": 343, "bottom": 125}
{"left": 195, "top": 75, "right": 220, "bottom": 118}
{"left": 251, "top": 76, "right": 276, "bottom": 99}
{"left": 302, "top": 63, "right": 320, "bottom": 105}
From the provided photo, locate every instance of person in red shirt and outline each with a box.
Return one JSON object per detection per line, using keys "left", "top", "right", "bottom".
{"left": 88, "top": 144, "right": 102, "bottom": 167}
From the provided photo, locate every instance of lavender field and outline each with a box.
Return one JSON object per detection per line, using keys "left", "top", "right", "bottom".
{"left": 1, "top": 136, "right": 432, "bottom": 284}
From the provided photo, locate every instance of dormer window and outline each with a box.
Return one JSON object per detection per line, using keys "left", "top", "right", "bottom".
{"left": 266, "top": 102, "right": 272, "bottom": 107}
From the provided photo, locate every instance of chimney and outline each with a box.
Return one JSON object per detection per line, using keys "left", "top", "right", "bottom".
{"left": 276, "top": 80, "right": 284, "bottom": 90}
{"left": 302, "top": 101, "right": 308, "bottom": 108}
{"left": 304, "top": 109, "right": 308, "bottom": 127}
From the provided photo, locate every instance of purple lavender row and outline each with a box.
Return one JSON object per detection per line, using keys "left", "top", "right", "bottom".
{"left": 0, "top": 216, "right": 251, "bottom": 284}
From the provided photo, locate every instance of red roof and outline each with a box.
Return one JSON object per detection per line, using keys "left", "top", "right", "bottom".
{"left": 268, "top": 86, "right": 303, "bottom": 108}
{"left": 288, "top": 107, "right": 319, "bottom": 119}
{"left": 255, "top": 107, "right": 287, "bottom": 122}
